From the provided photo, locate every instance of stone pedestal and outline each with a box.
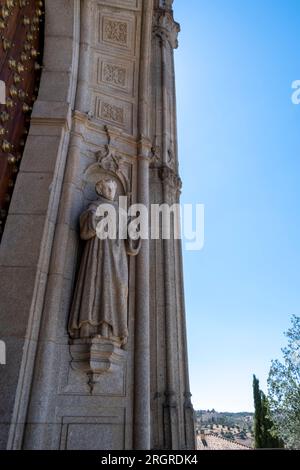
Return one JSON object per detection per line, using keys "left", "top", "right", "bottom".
{"left": 70, "top": 338, "right": 127, "bottom": 394}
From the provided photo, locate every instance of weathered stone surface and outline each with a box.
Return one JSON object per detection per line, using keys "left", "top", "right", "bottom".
{"left": 0, "top": 215, "right": 46, "bottom": 267}
{"left": 9, "top": 173, "right": 53, "bottom": 215}
{"left": 20, "top": 135, "right": 61, "bottom": 173}
{"left": 0, "top": 0, "right": 195, "bottom": 451}
{"left": 38, "top": 71, "right": 73, "bottom": 104}
{"left": 0, "top": 267, "right": 36, "bottom": 337}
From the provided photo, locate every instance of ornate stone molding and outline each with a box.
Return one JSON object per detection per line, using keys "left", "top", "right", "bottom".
{"left": 163, "top": 390, "right": 178, "bottom": 408}
{"left": 70, "top": 338, "right": 126, "bottom": 394}
{"left": 155, "top": 0, "right": 174, "bottom": 12}
{"left": 159, "top": 164, "right": 182, "bottom": 193}
{"left": 183, "top": 391, "right": 193, "bottom": 409}
{"left": 153, "top": 8, "right": 180, "bottom": 49}
{"left": 150, "top": 145, "right": 161, "bottom": 168}
{"left": 84, "top": 125, "right": 131, "bottom": 196}
{"left": 150, "top": 145, "right": 175, "bottom": 169}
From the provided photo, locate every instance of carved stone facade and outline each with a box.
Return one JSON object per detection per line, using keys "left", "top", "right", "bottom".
{"left": 102, "top": 63, "right": 127, "bottom": 87}
{"left": 0, "top": 0, "right": 195, "bottom": 450}
{"left": 103, "top": 19, "right": 128, "bottom": 45}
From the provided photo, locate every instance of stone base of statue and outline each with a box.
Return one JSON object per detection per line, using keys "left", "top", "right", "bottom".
{"left": 69, "top": 337, "right": 126, "bottom": 392}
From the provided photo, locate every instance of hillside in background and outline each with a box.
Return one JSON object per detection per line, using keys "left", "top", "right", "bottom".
{"left": 196, "top": 410, "right": 254, "bottom": 448}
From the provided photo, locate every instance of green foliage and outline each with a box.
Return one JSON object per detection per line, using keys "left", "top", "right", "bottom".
{"left": 198, "top": 410, "right": 253, "bottom": 431}
{"left": 253, "top": 375, "right": 263, "bottom": 448}
{"left": 253, "top": 375, "right": 283, "bottom": 448}
{"left": 268, "top": 315, "right": 300, "bottom": 449}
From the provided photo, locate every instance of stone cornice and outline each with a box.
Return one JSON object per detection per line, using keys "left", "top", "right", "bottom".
{"left": 30, "top": 101, "right": 72, "bottom": 131}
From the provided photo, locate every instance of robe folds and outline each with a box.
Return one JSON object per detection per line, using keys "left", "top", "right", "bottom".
{"left": 69, "top": 196, "right": 134, "bottom": 345}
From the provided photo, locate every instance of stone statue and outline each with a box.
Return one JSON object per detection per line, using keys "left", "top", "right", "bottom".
{"left": 69, "top": 177, "right": 139, "bottom": 347}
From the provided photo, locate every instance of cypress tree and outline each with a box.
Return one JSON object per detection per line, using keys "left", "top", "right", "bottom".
{"left": 253, "top": 375, "right": 263, "bottom": 448}
{"left": 253, "top": 375, "right": 284, "bottom": 448}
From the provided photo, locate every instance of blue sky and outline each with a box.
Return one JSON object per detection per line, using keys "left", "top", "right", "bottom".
{"left": 174, "top": 0, "right": 300, "bottom": 411}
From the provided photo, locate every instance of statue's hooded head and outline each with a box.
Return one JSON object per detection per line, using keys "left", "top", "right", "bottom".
{"left": 95, "top": 177, "right": 118, "bottom": 201}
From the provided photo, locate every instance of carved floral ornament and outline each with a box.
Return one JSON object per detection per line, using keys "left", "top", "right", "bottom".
{"left": 102, "top": 62, "right": 126, "bottom": 88}
{"left": 101, "top": 102, "right": 124, "bottom": 125}
{"left": 103, "top": 18, "right": 128, "bottom": 46}
{"left": 83, "top": 127, "right": 131, "bottom": 198}
{"left": 153, "top": 10, "right": 180, "bottom": 49}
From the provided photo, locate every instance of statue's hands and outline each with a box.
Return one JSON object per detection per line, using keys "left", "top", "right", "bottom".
{"left": 126, "top": 236, "right": 141, "bottom": 256}
{"left": 79, "top": 206, "right": 99, "bottom": 240}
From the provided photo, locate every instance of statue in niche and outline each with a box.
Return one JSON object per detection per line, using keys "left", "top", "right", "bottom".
{"left": 68, "top": 176, "right": 139, "bottom": 348}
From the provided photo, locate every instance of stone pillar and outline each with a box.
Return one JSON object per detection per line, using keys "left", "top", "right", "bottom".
{"left": 133, "top": 0, "right": 154, "bottom": 449}
{"left": 134, "top": 139, "right": 151, "bottom": 449}
{"left": 149, "top": 2, "right": 196, "bottom": 449}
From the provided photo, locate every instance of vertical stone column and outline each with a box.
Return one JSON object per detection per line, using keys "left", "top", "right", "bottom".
{"left": 134, "top": 139, "right": 151, "bottom": 449}
{"left": 149, "top": 1, "right": 196, "bottom": 449}
{"left": 133, "top": 0, "right": 154, "bottom": 449}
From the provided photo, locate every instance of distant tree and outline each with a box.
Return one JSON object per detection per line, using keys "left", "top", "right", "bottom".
{"left": 253, "top": 375, "right": 283, "bottom": 448}
{"left": 253, "top": 375, "right": 263, "bottom": 448}
{"left": 268, "top": 316, "right": 300, "bottom": 449}
{"left": 261, "top": 393, "right": 284, "bottom": 448}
